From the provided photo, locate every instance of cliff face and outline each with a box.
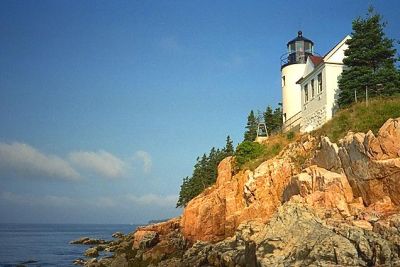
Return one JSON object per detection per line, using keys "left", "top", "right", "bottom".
{"left": 181, "top": 118, "right": 400, "bottom": 245}
{"left": 83, "top": 118, "right": 400, "bottom": 267}
{"left": 180, "top": 135, "right": 317, "bottom": 243}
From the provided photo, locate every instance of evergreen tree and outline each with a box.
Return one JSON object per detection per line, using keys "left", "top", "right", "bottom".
{"left": 176, "top": 136, "right": 235, "bottom": 208}
{"left": 338, "top": 7, "right": 400, "bottom": 106}
{"left": 176, "top": 176, "right": 190, "bottom": 208}
{"left": 263, "top": 106, "right": 274, "bottom": 134}
{"left": 272, "top": 103, "right": 283, "bottom": 133}
{"left": 244, "top": 110, "right": 258, "bottom": 141}
{"left": 224, "top": 135, "right": 234, "bottom": 156}
{"left": 263, "top": 103, "right": 283, "bottom": 135}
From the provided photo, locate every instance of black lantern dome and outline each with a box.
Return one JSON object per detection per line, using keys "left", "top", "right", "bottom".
{"left": 282, "top": 31, "right": 314, "bottom": 67}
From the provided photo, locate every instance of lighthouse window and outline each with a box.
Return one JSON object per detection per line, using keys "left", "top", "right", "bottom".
{"left": 282, "top": 76, "right": 286, "bottom": 86}
{"left": 296, "top": 41, "right": 303, "bottom": 52}
{"left": 305, "top": 42, "right": 312, "bottom": 53}
{"left": 311, "top": 79, "right": 315, "bottom": 98}
{"left": 304, "top": 84, "right": 309, "bottom": 103}
{"left": 318, "top": 73, "right": 322, "bottom": 93}
{"left": 288, "top": 43, "right": 295, "bottom": 53}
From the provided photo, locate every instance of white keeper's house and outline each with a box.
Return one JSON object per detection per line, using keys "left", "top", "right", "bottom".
{"left": 280, "top": 31, "right": 351, "bottom": 133}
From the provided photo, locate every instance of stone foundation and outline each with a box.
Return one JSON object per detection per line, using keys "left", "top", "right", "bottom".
{"left": 301, "top": 106, "right": 326, "bottom": 133}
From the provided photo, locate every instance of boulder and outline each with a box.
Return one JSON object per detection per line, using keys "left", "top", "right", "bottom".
{"left": 339, "top": 131, "right": 400, "bottom": 205}
{"left": 286, "top": 165, "right": 353, "bottom": 217}
{"left": 310, "top": 118, "right": 400, "bottom": 206}
{"left": 70, "top": 237, "right": 108, "bottom": 245}
{"left": 110, "top": 253, "right": 129, "bottom": 267}
{"left": 82, "top": 239, "right": 108, "bottom": 245}
{"left": 255, "top": 201, "right": 400, "bottom": 266}
{"left": 312, "top": 136, "right": 343, "bottom": 173}
{"left": 70, "top": 237, "right": 90, "bottom": 244}
{"left": 73, "top": 258, "right": 86, "bottom": 265}
{"left": 133, "top": 230, "right": 159, "bottom": 249}
{"left": 365, "top": 118, "right": 400, "bottom": 160}
{"left": 84, "top": 247, "right": 99, "bottom": 257}
{"left": 112, "top": 232, "right": 124, "bottom": 239}
{"left": 352, "top": 220, "right": 373, "bottom": 231}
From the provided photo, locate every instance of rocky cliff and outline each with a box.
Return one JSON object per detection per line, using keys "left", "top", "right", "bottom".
{"left": 80, "top": 118, "right": 400, "bottom": 267}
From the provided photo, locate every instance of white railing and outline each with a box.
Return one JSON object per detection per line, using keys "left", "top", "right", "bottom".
{"left": 283, "top": 111, "right": 302, "bottom": 132}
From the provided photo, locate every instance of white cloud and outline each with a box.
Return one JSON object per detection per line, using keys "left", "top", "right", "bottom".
{"left": 0, "top": 141, "right": 152, "bottom": 181}
{"left": 0, "top": 142, "right": 80, "bottom": 180}
{"left": 69, "top": 150, "right": 127, "bottom": 178}
{"left": 134, "top": 150, "right": 152, "bottom": 173}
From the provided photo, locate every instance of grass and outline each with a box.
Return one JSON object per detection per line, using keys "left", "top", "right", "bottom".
{"left": 240, "top": 133, "right": 294, "bottom": 171}
{"left": 313, "top": 97, "right": 400, "bottom": 142}
{"left": 239, "top": 96, "right": 400, "bottom": 171}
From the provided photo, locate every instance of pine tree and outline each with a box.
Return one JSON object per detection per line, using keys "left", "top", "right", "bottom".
{"left": 224, "top": 135, "right": 234, "bottom": 156}
{"left": 176, "top": 136, "right": 235, "bottom": 207}
{"left": 338, "top": 7, "right": 400, "bottom": 106}
{"left": 263, "top": 104, "right": 282, "bottom": 135}
{"left": 244, "top": 110, "right": 258, "bottom": 141}
{"left": 272, "top": 103, "right": 283, "bottom": 133}
{"left": 263, "top": 106, "right": 274, "bottom": 134}
{"left": 176, "top": 176, "right": 190, "bottom": 208}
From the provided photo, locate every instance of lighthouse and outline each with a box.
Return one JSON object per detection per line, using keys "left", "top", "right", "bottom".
{"left": 281, "top": 31, "right": 314, "bottom": 132}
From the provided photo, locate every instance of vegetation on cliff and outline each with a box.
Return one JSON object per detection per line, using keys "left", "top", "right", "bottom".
{"left": 234, "top": 141, "right": 265, "bottom": 168}
{"left": 176, "top": 136, "right": 234, "bottom": 207}
{"left": 239, "top": 96, "right": 400, "bottom": 171}
{"left": 338, "top": 7, "right": 400, "bottom": 106}
{"left": 177, "top": 104, "right": 283, "bottom": 207}
{"left": 235, "top": 134, "right": 293, "bottom": 171}
{"left": 243, "top": 110, "right": 258, "bottom": 142}
{"left": 315, "top": 97, "right": 400, "bottom": 142}
{"left": 244, "top": 104, "right": 283, "bottom": 142}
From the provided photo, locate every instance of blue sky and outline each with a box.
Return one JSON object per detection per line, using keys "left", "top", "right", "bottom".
{"left": 0, "top": 1, "right": 399, "bottom": 224}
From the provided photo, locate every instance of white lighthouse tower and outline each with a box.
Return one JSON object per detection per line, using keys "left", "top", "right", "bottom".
{"left": 281, "top": 31, "right": 314, "bottom": 132}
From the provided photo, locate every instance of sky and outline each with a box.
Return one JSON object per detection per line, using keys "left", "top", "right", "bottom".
{"left": 0, "top": 0, "right": 399, "bottom": 224}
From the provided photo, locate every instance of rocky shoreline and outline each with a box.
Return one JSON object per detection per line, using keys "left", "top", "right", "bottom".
{"left": 72, "top": 118, "right": 400, "bottom": 266}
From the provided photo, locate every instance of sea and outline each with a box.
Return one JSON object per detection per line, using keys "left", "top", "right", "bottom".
{"left": 0, "top": 223, "right": 139, "bottom": 267}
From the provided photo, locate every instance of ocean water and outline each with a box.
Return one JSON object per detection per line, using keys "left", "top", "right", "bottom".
{"left": 0, "top": 224, "right": 138, "bottom": 267}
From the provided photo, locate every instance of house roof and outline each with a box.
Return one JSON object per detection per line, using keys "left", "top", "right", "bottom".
{"left": 295, "top": 35, "right": 351, "bottom": 85}
{"left": 309, "top": 55, "right": 323, "bottom": 66}
{"left": 322, "top": 35, "right": 351, "bottom": 63}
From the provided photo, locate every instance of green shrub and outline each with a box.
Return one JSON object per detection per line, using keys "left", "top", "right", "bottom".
{"left": 286, "top": 131, "right": 295, "bottom": 141}
{"left": 235, "top": 141, "right": 265, "bottom": 169}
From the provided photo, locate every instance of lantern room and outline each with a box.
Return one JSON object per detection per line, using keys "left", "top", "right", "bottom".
{"left": 283, "top": 31, "right": 314, "bottom": 67}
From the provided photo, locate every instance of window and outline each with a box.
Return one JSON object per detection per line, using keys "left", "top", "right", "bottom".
{"left": 282, "top": 76, "right": 285, "bottom": 87}
{"left": 318, "top": 73, "right": 322, "bottom": 93}
{"left": 288, "top": 43, "right": 295, "bottom": 53}
{"left": 296, "top": 41, "right": 304, "bottom": 52}
{"left": 305, "top": 42, "right": 312, "bottom": 53}
{"left": 311, "top": 79, "right": 315, "bottom": 98}
{"left": 304, "top": 83, "right": 309, "bottom": 103}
